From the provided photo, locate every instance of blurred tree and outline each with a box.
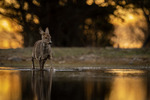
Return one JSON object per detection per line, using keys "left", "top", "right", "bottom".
{"left": 0, "top": 0, "right": 115, "bottom": 47}
{"left": 0, "top": 0, "right": 40, "bottom": 47}
{"left": 116, "top": 0, "right": 150, "bottom": 47}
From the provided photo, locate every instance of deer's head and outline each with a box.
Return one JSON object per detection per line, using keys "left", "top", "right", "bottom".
{"left": 39, "top": 27, "right": 52, "bottom": 44}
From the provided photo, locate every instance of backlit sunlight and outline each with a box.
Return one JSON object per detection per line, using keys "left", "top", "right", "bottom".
{"left": 110, "top": 6, "right": 147, "bottom": 48}
{"left": 0, "top": 0, "right": 148, "bottom": 48}
{"left": 128, "top": 14, "right": 134, "bottom": 20}
{"left": 84, "top": 70, "right": 147, "bottom": 100}
{"left": 108, "top": 77, "right": 147, "bottom": 100}
{"left": 0, "top": 69, "right": 21, "bottom": 100}
{"left": 0, "top": 16, "right": 23, "bottom": 49}
{"left": 86, "top": 0, "right": 105, "bottom": 5}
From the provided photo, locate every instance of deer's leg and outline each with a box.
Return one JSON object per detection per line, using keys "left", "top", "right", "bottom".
{"left": 41, "top": 59, "right": 47, "bottom": 70}
{"left": 39, "top": 58, "right": 42, "bottom": 70}
{"left": 32, "top": 57, "right": 35, "bottom": 69}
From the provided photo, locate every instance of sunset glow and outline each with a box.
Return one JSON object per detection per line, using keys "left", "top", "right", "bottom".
{"left": 110, "top": 7, "right": 147, "bottom": 48}
{"left": 0, "top": 69, "right": 21, "bottom": 100}
{"left": 0, "top": 0, "right": 148, "bottom": 48}
{"left": 84, "top": 69, "right": 147, "bottom": 100}
{"left": 1, "top": 20, "right": 12, "bottom": 32}
{"left": 0, "top": 16, "right": 23, "bottom": 49}
{"left": 85, "top": 1, "right": 146, "bottom": 48}
{"left": 107, "top": 70, "right": 147, "bottom": 100}
{"left": 108, "top": 77, "right": 146, "bottom": 100}
{"left": 128, "top": 14, "right": 134, "bottom": 20}
{"left": 2, "top": 20, "right": 9, "bottom": 27}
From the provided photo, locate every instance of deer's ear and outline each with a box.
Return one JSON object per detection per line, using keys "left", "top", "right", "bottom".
{"left": 39, "top": 27, "right": 44, "bottom": 35}
{"left": 45, "top": 27, "right": 49, "bottom": 34}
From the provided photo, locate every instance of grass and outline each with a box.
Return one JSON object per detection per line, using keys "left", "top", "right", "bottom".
{"left": 0, "top": 47, "right": 150, "bottom": 68}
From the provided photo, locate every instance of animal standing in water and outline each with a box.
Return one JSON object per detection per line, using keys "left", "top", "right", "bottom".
{"left": 32, "top": 27, "right": 52, "bottom": 70}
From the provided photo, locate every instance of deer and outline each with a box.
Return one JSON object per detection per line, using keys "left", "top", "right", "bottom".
{"left": 32, "top": 27, "right": 52, "bottom": 70}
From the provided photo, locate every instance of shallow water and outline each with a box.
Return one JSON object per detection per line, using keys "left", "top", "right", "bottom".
{"left": 0, "top": 67, "right": 150, "bottom": 100}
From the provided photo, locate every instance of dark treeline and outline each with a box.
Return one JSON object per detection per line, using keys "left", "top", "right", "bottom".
{"left": 0, "top": 0, "right": 150, "bottom": 47}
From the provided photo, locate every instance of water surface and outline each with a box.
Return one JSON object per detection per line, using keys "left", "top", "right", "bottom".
{"left": 0, "top": 67, "right": 149, "bottom": 100}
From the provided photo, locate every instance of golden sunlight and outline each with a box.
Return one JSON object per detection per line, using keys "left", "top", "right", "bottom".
{"left": 84, "top": 69, "right": 147, "bottom": 100}
{"left": 110, "top": 6, "right": 147, "bottom": 48}
{"left": 86, "top": 0, "right": 93, "bottom": 5}
{"left": 107, "top": 77, "right": 147, "bottom": 100}
{"left": 2, "top": 20, "right": 9, "bottom": 27}
{"left": 128, "top": 14, "right": 134, "bottom": 20}
{"left": 106, "top": 69, "right": 145, "bottom": 76}
{"left": 1, "top": 20, "right": 12, "bottom": 31}
{"left": 86, "top": 0, "right": 105, "bottom": 5}
{"left": 0, "top": 69, "right": 21, "bottom": 100}
{"left": 33, "top": 0, "right": 40, "bottom": 6}
{"left": 0, "top": 16, "right": 23, "bottom": 49}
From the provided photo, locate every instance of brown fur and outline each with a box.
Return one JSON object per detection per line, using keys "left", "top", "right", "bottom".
{"left": 32, "top": 27, "right": 52, "bottom": 70}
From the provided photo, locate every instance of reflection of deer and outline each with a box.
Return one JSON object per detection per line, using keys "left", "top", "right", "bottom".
{"left": 32, "top": 27, "right": 52, "bottom": 70}
{"left": 32, "top": 69, "right": 53, "bottom": 100}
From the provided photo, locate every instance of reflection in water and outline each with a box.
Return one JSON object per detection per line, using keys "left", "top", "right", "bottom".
{"left": 52, "top": 69, "right": 149, "bottom": 100}
{"left": 0, "top": 68, "right": 149, "bottom": 100}
{"left": 83, "top": 70, "right": 147, "bottom": 100}
{"left": 105, "top": 69, "right": 145, "bottom": 75}
{"left": 106, "top": 69, "right": 147, "bottom": 100}
{"left": 108, "top": 77, "right": 147, "bottom": 100}
{"left": 84, "top": 77, "right": 110, "bottom": 100}
{"left": 0, "top": 69, "right": 21, "bottom": 100}
{"left": 31, "top": 69, "right": 53, "bottom": 100}
{"left": 0, "top": 68, "right": 53, "bottom": 100}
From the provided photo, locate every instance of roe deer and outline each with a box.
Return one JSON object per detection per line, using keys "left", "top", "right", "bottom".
{"left": 32, "top": 27, "right": 52, "bottom": 70}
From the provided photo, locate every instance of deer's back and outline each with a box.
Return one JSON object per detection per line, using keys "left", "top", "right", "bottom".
{"left": 32, "top": 40, "right": 51, "bottom": 60}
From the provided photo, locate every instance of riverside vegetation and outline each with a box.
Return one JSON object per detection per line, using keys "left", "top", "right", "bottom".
{"left": 0, "top": 47, "right": 150, "bottom": 68}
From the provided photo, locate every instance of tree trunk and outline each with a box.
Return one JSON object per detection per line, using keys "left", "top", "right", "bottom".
{"left": 142, "top": 7, "right": 150, "bottom": 47}
{"left": 143, "top": 30, "right": 150, "bottom": 47}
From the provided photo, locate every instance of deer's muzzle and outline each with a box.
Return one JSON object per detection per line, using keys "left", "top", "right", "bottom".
{"left": 48, "top": 41, "right": 52, "bottom": 44}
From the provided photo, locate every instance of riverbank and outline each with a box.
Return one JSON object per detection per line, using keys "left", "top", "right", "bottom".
{"left": 0, "top": 47, "right": 150, "bottom": 68}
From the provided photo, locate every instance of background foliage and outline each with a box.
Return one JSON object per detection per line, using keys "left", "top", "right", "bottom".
{"left": 0, "top": 0, "right": 150, "bottom": 47}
